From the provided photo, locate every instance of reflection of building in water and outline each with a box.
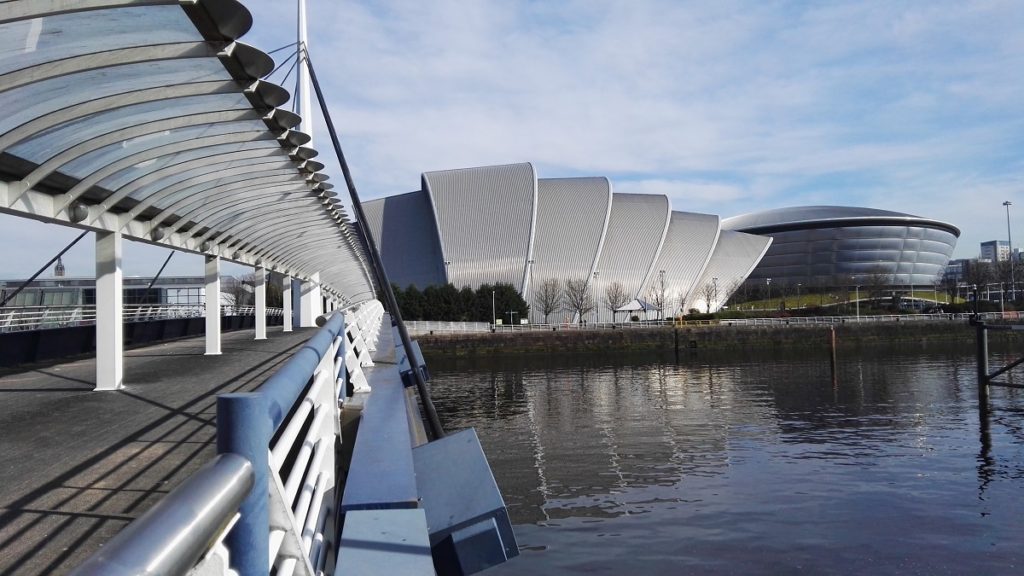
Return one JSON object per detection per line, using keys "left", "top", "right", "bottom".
{"left": 444, "top": 361, "right": 784, "bottom": 524}
{"left": 434, "top": 353, "right": 986, "bottom": 526}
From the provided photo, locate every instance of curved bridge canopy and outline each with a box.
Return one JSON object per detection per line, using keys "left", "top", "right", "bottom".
{"left": 0, "top": 0, "right": 375, "bottom": 305}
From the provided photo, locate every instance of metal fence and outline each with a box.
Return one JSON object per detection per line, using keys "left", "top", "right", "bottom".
{"left": 405, "top": 312, "right": 1021, "bottom": 335}
{"left": 0, "top": 305, "right": 284, "bottom": 333}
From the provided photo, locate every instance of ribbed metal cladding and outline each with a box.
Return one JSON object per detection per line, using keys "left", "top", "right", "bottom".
{"left": 686, "top": 231, "right": 773, "bottom": 313}
{"left": 423, "top": 162, "right": 537, "bottom": 291}
{"left": 362, "top": 190, "right": 446, "bottom": 289}
{"left": 723, "top": 206, "right": 959, "bottom": 287}
{"left": 528, "top": 177, "right": 612, "bottom": 321}
{"left": 593, "top": 193, "right": 671, "bottom": 322}
{"left": 644, "top": 211, "right": 720, "bottom": 314}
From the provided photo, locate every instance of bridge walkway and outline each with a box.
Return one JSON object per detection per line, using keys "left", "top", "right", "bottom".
{"left": 0, "top": 327, "right": 315, "bottom": 576}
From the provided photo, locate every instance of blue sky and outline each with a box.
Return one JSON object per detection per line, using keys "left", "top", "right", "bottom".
{"left": 2, "top": 0, "right": 1023, "bottom": 279}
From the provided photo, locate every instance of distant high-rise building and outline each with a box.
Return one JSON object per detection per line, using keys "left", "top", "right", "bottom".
{"left": 981, "top": 240, "right": 1010, "bottom": 262}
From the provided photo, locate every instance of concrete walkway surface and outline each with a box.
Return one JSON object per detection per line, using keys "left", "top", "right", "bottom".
{"left": 0, "top": 327, "right": 316, "bottom": 575}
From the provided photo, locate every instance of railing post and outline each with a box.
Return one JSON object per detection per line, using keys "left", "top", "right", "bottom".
{"left": 218, "top": 393, "right": 271, "bottom": 576}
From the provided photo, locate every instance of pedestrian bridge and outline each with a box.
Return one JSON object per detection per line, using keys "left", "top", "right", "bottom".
{"left": 0, "top": 1, "right": 516, "bottom": 574}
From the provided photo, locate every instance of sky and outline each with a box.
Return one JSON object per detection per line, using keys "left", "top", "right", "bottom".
{"left": 2, "top": 0, "right": 1023, "bottom": 280}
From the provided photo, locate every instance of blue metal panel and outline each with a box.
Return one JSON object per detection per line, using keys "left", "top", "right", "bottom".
{"left": 413, "top": 428, "right": 518, "bottom": 571}
{"left": 337, "top": 509, "right": 434, "bottom": 575}
{"left": 341, "top": 363, "right": 419, "bottom": 511}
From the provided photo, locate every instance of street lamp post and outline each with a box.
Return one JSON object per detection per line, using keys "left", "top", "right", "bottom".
{"left": 712, "top": 277, "right": 718, "bottom": 312}
{"left": 592, "top": 270, "right": 600, "bottom": 324}
{"left": 853, "top": 280, "right": 860, "bottom": 321}
{"left": 766, "top": 278, "right": 772, "bottom": 311}
{"left": 1004, "top": 201, "right": 1014, "bottom": 303}
{"left": 492, "top": 289, "right": 496, "bottom": 327}
{"left": 527, "top": 259, "right": 535, "bottom": 323}
{"left": 658, "top": 270, "right": 666, "bottom": 320}
{"left": 796, "top": 283, "right": 802, "bottom": 307}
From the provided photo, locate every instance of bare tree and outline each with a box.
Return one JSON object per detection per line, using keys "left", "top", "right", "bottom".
{"left": 563, "top": 277, "right": 594, "bottom": 323}
{"left": 534, "top": 278, "right": 563, "bottom": 323}
{"left": 699, "top": 281, "right": 717, "bottom": 313}
{"left": 604, "top": 281, "right": 629, "bottom": 322}
{"left": 647, "top": 273, "right": 668, "bottom": 320}
{"left": 865, "top": 266, "right": 892, "bottom": 301}
{"left": 223, "top": 275, "right": 253, "bottom": 306}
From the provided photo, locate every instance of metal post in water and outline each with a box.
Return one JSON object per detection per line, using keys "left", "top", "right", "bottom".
{"left": 976, "top": 321, "right": 989, "bottom": 405}
{"left": 829, "top": 325, "right": 838, "bottom": 385}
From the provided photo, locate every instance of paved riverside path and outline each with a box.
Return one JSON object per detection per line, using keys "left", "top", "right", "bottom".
{"left": 0, "top": 326, "right": 316, "bottom": 575}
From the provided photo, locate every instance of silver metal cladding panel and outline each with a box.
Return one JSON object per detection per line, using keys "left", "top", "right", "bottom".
{"left": 362, "top": 190, "right": 446, "bottom": 289}
{"left": 593, "top": 193, "right": 670, "bottom": 321}
{"left": 423, "top": 162, "right": 536, "bottom": 291}
{"left": 530, "top": 176, "right": 611, "bottom": 292}
{"left": 0, "top": 3, "right": 375, "bottom": 303}
{"left": 687, "top": 231, "right": 772, "bottom": 314}
{"left": 744, "top": 225, "right": 958, "bottom": 287}
{"left": 645, "top": 211, "right": 720, "bottom": 310}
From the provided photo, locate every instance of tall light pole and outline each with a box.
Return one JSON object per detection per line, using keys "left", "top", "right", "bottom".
{"left": 766, "top": 277, "right": 772, "bottom": 311}
{"left": 712, "top": 277, "right": 718, "bottom": 312}
{"left": 658, "top": 270, "right": 666, "bottom": 320}
{"left": 592, "top": 270, "right": 600, "bottom": 324}
{"left": 1005, "top": 201, "right": 1014, "bottom": 302}
{"left": 526, "top": 259, "right": 534, "bottom": 323}
{"left": 492, "top": 289, "right": 496, "bottom": 327}
{"left": 796, "top": 283, "right": 802, "bottom": 307}
{"left": 852, "top": 276, "right": 860, "bottom": 321}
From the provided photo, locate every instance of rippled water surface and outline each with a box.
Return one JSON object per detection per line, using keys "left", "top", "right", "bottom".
{"left": 428, "top": 348, "right": 1024, "bottom": 575}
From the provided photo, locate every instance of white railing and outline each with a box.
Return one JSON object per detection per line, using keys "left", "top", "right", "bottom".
{"left": 0, "top": 305, "right": 284, "bottom": 333}
{"left": 400, "top": 312, "right": 1016, "bottom": 335}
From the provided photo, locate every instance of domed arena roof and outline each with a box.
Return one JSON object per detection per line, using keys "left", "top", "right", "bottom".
{"left": 722, "top": 206, "right": 960, "bottom": 237}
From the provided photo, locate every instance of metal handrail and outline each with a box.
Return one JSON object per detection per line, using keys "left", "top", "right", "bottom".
{"left": 0, "top": 304, "right": 285, "bottom": 333}
{"left": 70, "top": 454, "right": 253, "bottom": 576}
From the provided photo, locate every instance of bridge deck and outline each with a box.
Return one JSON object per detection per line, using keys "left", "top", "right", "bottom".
{"left": 0, "top": 327, "right": 316, "bottom": 576}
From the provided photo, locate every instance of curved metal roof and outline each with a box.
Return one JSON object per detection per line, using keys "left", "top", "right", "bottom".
{"left": 593, "top": 193, "right": 671, "bottom": 321}
{"left": 530, "top": 177, "right": 612, "bottom": 310}
{"left": 423, "top": 162, "right": 537, "bottom": 291}
{"left": 722, "top": 206, "right": 961, "bottom": 237}
{"left": 0, "top": 0, "right": 375, "bottom": 305}
{"left": 686, "top": 231, "right": 773, "bottom": 313}
{"left": 362, "top": 190, "right": 446, "bottom": 289}
{"left": 645, "top": 211, "right": 720, "bottom": 308}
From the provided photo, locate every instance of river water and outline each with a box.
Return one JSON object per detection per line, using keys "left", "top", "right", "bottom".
{"left": 428, "top": 346, "right": 1024, "bottom": 575}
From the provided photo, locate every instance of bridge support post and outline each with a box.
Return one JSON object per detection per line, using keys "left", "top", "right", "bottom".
{"left": 300, "top": 271, "right": 322, "bottom": 328}
{"left": 205, "top": 256, "right": 221, "bottom": 355}
{"left": 282, "top": 275, "right": 293, "bottom": 332}
{"left": 95, "top": 230, "right": 123, "bottom": 391}
{"left": 254, "top": 266, "right": 266, "bottom": 340}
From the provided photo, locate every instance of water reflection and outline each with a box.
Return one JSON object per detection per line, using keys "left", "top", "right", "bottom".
{"left": 430, "top": 347, "right": 1024, "bottom": 574}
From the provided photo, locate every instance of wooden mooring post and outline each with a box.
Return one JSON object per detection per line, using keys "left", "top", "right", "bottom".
{"left": 976, "top": 320, "right": 990, "bottom": 405}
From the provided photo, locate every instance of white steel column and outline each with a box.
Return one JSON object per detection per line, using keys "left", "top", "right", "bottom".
{"left": 300, "top": 271, "right": 322, "bottom": 327}
{"left": 95, "top": 231, "right": 123, "bottom": 391}
{"left": 205, "top": 255, "right": 221, "bottom": 355}
{"left": 282, "top": 274, "right": 293, "bottom": 332}
{"left": 254, "top": 265, "right": 267, "bottom": 340}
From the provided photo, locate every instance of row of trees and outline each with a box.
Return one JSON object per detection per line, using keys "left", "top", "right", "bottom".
{"left": 391, "top": 283, "right": 528, "bottom": 323}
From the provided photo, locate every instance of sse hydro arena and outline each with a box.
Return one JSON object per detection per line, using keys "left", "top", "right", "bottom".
{"left": 722, "top": 206, "right": 960, "bottom": 290}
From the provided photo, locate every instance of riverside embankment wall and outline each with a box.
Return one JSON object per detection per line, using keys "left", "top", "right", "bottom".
{"left": 416, "top": 322, "right": 1023, "bottom": 358}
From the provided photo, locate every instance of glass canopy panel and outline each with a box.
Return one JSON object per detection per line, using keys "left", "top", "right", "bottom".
{"left": 59, "top": 120, "right": 272, "bottom": 180}
{"left": 0, "top": 59, "right": 229, "bottom": 135}
{"left": 0, "top": 6, "right": 201, "bottom": 75}
{"left": 100, "top": 141, "right": 284, "bottom": 194}
{"left": 152, "top": 168, "right": 307, "bottom": 208}
{"left": 7, "top": 93, "right": 252, "bottom": 163}
{"left": 120, "top": 156, "right": 294, "bottom": 203}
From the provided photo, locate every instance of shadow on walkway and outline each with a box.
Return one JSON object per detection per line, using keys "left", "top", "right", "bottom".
{"left": 0, "top": 327, "right": 315, "bottom": 575}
